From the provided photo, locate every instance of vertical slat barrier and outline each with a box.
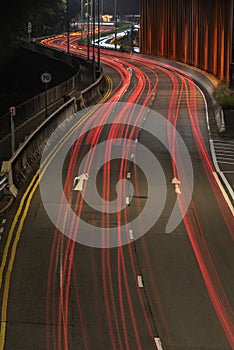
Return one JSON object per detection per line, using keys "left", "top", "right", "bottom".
{"left": 140, "top": 0, "right": 233, "bottom": 82}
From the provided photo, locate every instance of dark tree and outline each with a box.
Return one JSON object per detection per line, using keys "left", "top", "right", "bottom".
{"left": 0, "top": 0, "right": 66, "bottom": 63}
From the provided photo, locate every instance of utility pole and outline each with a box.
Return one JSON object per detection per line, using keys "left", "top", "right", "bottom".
{"left": 87, "top": 2, "right": 90, "bottom": 60}
{"left": 114, "top": 0, "right": 117, "bottom": 49}
{"left": 9, "top": 107, "right": 16, "bottom": 156}
{"left": 67, "top": 0, "right": 70, "bottom": 53}
{"left": 92, "top": 0, "right": 96, "bottom": 81}
{"left": 81, "top": 0, "right": 84, "bottom": 38}
{"left": 101, "top": 0, "right": 103, "bottom": 20}
{"left": 97, "top": 0, "right": 101, "bottom": 72}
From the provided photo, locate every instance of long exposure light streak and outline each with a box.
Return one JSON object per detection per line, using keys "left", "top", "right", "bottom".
{"left": 42, "top": 33, "right": 234, "bottom": 349}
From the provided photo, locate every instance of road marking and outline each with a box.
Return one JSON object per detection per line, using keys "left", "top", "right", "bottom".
{"left": 0, "top": 73, "right": 113, "bottom": 350}
{"left": 171, "top": 177, "right": 181, "bottom": 195}
{"left": 212, "top": 172, "right": 234, "bottom": 216}
{"left": 215, "top": 147, "right": 234, "bottom": 152}
{"left": 217, "top": 160, "right": 234, "bottom": 165}
{"left": 126, "top": 196, "right": 130, "bottom": 205}
{"left": 0, "top": 175, "right": 40, "bottom": 349}
{"left": 213, "top": 140, "right": 234, "bottom": 145}
{"left": 0, "top": 228, "right": 4, "bottom": 234}
{"left": 210, "top": 140, "right": 234, "bottom": 203}
{"left": 130, "top": 153, "right": 134, "bottom": 159}
{"left": 129, "top": 229, "right": 134, "bottom": 240}
{"left": 137, "top": 275, "right": 144, "bottom": 288}
{"left": 171, "top": 177, "right": 181, "bottom": 184}
{"left": 127, "top": 172, "right": 131, "bottom": 179}
{"left": 196, "top": 85, "right": 234, "bottom": 215}
{"left": 154, "top": 337, "right": 164, "bottom": 350}
{"left": 216, "top": 151, "right": 234, "bottom": 157}
{"left": 73, "top": 173, "right": 89, "bottom": 191}
{"left": 1, "top": 219, "right": 6, "bottom": 225}
{"left": 175, "top": 184, "right": 181, "bottom": 195}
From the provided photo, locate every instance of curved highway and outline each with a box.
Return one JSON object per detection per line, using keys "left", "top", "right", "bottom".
{"left": 0, "top": 34, "right": 233, "bottom": 350}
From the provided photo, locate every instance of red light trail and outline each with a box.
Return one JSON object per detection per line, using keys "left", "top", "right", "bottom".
{"left": 42, "top": 34, "right": 234, "bottom": 349}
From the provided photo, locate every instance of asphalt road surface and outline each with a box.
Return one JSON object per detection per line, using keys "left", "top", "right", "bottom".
{"left": 0, "top": 36, "right": 233, "bottom": 350}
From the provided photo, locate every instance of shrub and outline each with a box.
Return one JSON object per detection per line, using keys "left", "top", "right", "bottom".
{"left": 213, "top": 81, "right": 234, "bottom": 109}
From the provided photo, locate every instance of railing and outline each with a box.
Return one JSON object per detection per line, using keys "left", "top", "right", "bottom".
{"left": 0, "top": 42, "right": 81, "bottom": 140}
{"left": 1, "top": 67, "right": 106, "bottom": 197}
{"left": 0, "top": 39, "right": 107, "bottom": 199}
{"left": 1, "top": 97, "right": 77, "bottom": 196}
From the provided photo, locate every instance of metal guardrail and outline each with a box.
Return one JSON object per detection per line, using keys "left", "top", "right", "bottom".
{"left": 1, "top": 97, "right": 77, "bottom": 196}
{"left": 0, "top": 38, "right": 107, "bottom": 200}
{"left": 1, "top": 67, "right": 106, "bottom": 198}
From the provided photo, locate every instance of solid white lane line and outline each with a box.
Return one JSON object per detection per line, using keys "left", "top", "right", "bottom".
{"left": 137, "top": 275, "right": 144, "bottom": 288}
{"left": 175, "top": 184, "right": 181, "bottom": 195}
{"left": 154, "top": 337, "right": 164, "bottom": 350}
{"left": 210, "top": 140, "right": 220, "bottom": 172}
{"left": 213, "top": 172, "right": 234, "bottom": 215}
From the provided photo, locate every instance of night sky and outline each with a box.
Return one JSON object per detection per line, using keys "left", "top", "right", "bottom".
{"left": 101, "top": 0, "right": 139, "bottom": 14}
{"left": 71, "top": 0, "right": 140, "bottom": 16}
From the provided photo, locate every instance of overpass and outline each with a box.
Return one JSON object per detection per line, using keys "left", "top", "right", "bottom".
{"left": 140, "top": 0, "right": 233, "bottom": 82}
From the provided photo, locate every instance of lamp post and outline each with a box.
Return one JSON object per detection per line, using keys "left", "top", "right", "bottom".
{"left": 101, "top": 0, "right": 103, "bottom": 20}
{"left": 97, "top": 0, "right": 101, "bottom": 71}
{"left": 114, "top": 0, "right": 117, "bottom": 49}
{"left": 67, "top": 0, "right": 70, "bottom": 53}
{"left": 81, "top": 0, "right": 84, "bottom": 38}
{"left": 92, "top": 0, "right": 96, "bottom": 81}
{"left": 84, "top": 2, "right": 91, "bottom": 60}
{"left": 9, "top": 107, "right": 16, "bottom": 156}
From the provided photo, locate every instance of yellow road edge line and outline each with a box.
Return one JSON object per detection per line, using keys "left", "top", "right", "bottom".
{"left": 0, "top": 74, "right": 112, "bottom": 349}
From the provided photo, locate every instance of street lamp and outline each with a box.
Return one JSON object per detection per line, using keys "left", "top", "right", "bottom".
{"left": 97, "top": 0, "right": 101, "bottom": 71}
{"left": 84, "top": 1, "right": 90, "bottom": 60}
{"left": 92, "top": 0, "right": 96, "bottom": 82}
{"left": 67, "top": 0, "right": 70, "bottom": 53}
{"left": 114, "top": 0, "right": 117, "bottom": 49}
{"left": 81, "top": 0, "right": 84, "bottom": 38}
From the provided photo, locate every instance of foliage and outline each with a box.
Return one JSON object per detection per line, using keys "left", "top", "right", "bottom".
{"left": 213, "top": 81, "right": 234, "bottom": 109}
{"left": 0, "top": 0, "right": 66, "bottom": 63}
